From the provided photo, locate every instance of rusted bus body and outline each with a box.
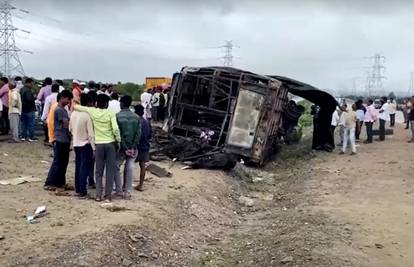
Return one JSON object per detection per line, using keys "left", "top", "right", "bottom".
{"left": 166, "top": 66, "right": 289, "bottom": 165}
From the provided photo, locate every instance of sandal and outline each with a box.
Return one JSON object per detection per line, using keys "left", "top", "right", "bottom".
{"left": 43, "top": 185, "right": 56, "bottom": 191}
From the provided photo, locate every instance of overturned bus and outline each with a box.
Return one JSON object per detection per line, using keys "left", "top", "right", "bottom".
{"left": 166, "top": 66, "right": 289, "bottom": 165}
{"left": 165, "top": 66, "right": 337, "bottom": 165}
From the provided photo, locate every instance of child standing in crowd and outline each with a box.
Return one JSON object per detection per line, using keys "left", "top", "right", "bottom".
{"left": 115, "top": 95, "right": 141, "bottom": 199}
{"left": 8, "top": 82, "right": 21, "bottom": 143}
{"left": 75, "top": 94, "right": 120, "bottom": 202}
{"left": 134, "top": 104, "right": 151, "bottom": 191}
{"left": 44, "top": 90, "right": 73, "bottom": 191}
{"left": 69, "top": 94, "right": 95, "bottom": 199}
{"left": 340, "top": 104, "right": 357, "bottom": 155}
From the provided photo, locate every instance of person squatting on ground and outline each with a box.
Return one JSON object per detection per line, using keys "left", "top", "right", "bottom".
{"left": 364, "top": 99, "right": 377, "bottom": 144}
{"left": 340, "top": 104, "right": 357, "bottom": 155}
{"left": 134, "top": 104, "right": 152, "bottom": 191}
{"left": 69, "top": 93, "right": 95, "bottom": 199}
{"left": 75, "top": 94, "right": 121, "bottom": 202}
{"left": 44, "top": 90, "right": 73, "bottom": 191}
{"left": 115, "top": 95, "right": 141, "bottom": 199}
{"left": 8, "top": 82, "right": 21, "bottom": 143}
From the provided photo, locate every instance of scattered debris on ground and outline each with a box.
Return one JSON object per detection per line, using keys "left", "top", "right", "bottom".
{"left": 146, "top": 163, "right": 172, "bottom": 178}
{"left": 0, "top": 176, "right": 42, "bottom": 186}
{"left": 26, "top": 205, "right": 48, "bottom": 224}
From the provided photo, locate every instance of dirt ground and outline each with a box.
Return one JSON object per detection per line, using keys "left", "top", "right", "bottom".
{"left": 0, "top": 122, "right": 412, "bottom": 266}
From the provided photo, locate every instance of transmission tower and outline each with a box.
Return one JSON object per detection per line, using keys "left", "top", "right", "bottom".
{"left": 0, "top": 0, "right": 25, "bottom": 76}
{"left": 365, "top": 53, "right": 386, "bottom": 97}
{"left": 221, "top": 40, "right": 235, "bottom": 67}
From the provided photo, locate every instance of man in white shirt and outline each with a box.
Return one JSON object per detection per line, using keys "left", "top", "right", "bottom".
{"left": 107, "top": 92, "right": 121, "bottom": 114}
{"left": 80, "top": 82, "right": 89, "bottom": 94}
{"left": 378, "top": 97, "right": 390, "bottom": 141}
{"left": 15, "top": 76, "right": 24, "bottom": 94}
{"left": 140, "top": 88, "right": 153, "bottom": 121}
{"left": 56, "top": 80, "right": 65, "bottom": 93}
{"left": 331, "top": 107, "right": 340, "bottom": 145}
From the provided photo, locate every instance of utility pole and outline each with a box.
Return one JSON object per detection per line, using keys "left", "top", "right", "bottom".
{"left": 0, "top": 0, "right": 25, "bottom": 76}
{"left": 365, "top": 53, "right": 386, "bottom": 97}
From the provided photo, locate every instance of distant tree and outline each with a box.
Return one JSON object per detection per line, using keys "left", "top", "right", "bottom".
{"left": 114, "top": 82, "right": 144, "bottom": 101}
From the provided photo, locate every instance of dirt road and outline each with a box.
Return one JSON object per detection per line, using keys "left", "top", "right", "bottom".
{"left": 0, "top": 123, "right": 412, "bottom": 266}
{"left": 309, "top": 123, "right": 414, "bottom": 267}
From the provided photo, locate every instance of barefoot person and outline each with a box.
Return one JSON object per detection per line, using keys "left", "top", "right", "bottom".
{"left": 74, "top": 94, "right": 120, "bottom": 202}
{"left": 115, "top": 95, "right": 141, "bottom": 199}
{"left": 69, "top": 94, "right": 95, "bottom": 199}
{"left": 340, "top": 104, "right": 357, "bottom": 155}
{"left": 134, "top": 104, "right": 151, "bottom": 191}
{"left": 44, "top": 90, "right": 73, "bottom": 191}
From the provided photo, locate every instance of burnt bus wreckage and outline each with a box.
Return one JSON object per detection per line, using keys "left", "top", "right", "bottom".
{"left": 160, "top": 66, "right": 337, "bottom": 167}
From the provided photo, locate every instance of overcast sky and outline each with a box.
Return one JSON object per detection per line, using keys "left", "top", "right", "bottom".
{"left": 11, "top": 0, "right": 414, "bottom": 94}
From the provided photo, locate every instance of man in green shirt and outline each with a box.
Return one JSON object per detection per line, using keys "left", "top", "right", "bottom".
{"left": 115, "top": 95, "right": 141, "bottom": 199}
{"left": 74, "top": 94, "right": 121, "bottom": 202}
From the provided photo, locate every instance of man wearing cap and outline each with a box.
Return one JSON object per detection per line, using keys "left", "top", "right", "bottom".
{"left": 80, "top": 82, "right": 89, "bottom": 94}
{"left": 71, "top": 80, "right": 82, "bottom": 111}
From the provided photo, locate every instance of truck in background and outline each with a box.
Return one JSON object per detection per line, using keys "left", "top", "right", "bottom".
{"left": 145, "top": 77, "right": 172, "bottom": 89}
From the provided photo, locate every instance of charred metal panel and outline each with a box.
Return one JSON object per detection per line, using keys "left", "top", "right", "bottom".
{"left": 227, "top": 89, "right": 264, "bottom": 148}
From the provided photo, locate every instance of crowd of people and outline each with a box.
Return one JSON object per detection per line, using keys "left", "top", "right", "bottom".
{"left": 330, "top": 96, "right": 404, "bottom": 155}
{"left": 139, "top": 86, "right": 168, "bottom": 124}
{"left": 0, "top": 77, "right": 154, "bottom": 202}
